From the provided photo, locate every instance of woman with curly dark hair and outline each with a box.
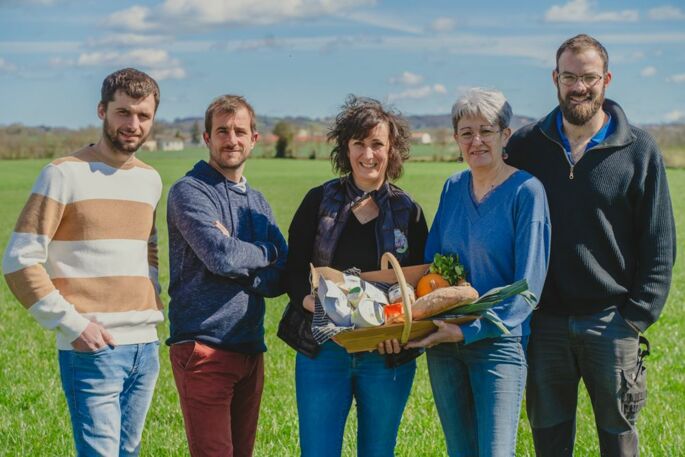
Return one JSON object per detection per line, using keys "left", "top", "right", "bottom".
{"left": 278, "top": 95, "right": 428, "bottom": 456}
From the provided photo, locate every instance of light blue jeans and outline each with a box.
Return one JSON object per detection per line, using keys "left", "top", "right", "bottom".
{"left": 58, "top": 342, "right": 160, "bottom": 457}
{"left": 426, "top": 336, "right": 528, "bottom": 457}
{"left": 296, "top": 341, "right": 416, "bottom": 457}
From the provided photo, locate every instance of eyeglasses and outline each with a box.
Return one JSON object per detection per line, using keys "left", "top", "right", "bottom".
{"left": 456, "top": 127, "right": 501, "bottom": 144}
{"left": 557, "top": 72, "right": 603, "bottom": 87}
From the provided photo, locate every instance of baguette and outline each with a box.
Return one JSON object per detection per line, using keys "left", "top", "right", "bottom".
{"left": 411, "top": 285, "right": 479, "bottom": 320}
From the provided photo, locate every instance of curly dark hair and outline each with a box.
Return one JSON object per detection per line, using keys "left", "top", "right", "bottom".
{"left": 328, "top": 95, "right": 411, "bottom": 182}
{"left": 100, "top": 68, "right": 160, "bottom": 112}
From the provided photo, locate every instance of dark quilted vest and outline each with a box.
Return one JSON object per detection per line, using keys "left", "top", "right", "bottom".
{"left": 311, "top": 177, "right": 414, "bottom": 267}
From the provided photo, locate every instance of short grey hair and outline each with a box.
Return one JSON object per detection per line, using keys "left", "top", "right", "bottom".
{"left": 451, "top": 88, "right": 512, "bottom": 133}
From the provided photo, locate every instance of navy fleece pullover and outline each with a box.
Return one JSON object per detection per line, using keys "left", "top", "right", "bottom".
{"left": 166, "top": 160, "right": 287, "bottom": 353}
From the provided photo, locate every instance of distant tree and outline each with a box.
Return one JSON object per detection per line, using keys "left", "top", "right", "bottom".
{"left": 191, "top": 121, "right": 201, "bottom": 144}
{"left": 433, "top": 128, "right": 455, "bottom": 160}
{"left": 273, "top": 120, "right": 294, "bottom": 158}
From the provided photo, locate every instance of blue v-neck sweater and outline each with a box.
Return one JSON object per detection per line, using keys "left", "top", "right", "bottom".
{"left": 425, "top": 169, "right": 551, "bottom": 344}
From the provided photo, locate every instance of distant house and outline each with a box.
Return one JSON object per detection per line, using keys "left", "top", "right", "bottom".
{"left": 158, "top": 138, "right": 185, "bottom": 151}
{"left": 411, "top": 132, "right": 433, "bottom": 144}
{"left": 140, "top": 140, "right": 158, "bottom": 151}
{"left": 261, "top": 133, "right": 279, "bottom": 145}
{"left": 295, "top": 128, "right": 310, "bottom": 141}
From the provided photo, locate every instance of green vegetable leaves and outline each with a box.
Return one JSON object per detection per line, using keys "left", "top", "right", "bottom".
{"left": 429, "top": 253, "right": 466, "bottom": 286}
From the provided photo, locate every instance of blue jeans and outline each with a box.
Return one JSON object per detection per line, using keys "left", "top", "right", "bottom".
{"left": 526, "top": 308, "right": 643, "bottom": 457}
{"left": 426, "top": 336, "right": 527, "bottom": 457}
{"left": 296, "top": 341, "right": 416, "bottom": 457}
{"left": 58, "top": 342, "right": 160, "bottom": 457}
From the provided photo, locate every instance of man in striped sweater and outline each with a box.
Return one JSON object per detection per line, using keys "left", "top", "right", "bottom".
{"left": 3, "top": 68, "right": 163, "bottom": 457}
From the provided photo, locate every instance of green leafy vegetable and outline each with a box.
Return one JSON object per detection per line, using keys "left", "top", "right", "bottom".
{"left": 431, "top": 279, "right": 538, "bottom": 336}
{"left": 429, "top": 253, "right": 466, "bottom": 286}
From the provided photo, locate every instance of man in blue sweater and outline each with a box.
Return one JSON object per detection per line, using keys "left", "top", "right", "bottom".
{"left": 166, "top": 94, "right": 287, "bottom": 457}
{"left": 507, "top": 35, "right": 676, "bottom": 457}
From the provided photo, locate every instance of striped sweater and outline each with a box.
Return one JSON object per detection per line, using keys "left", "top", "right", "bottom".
{"left": 2, "top": 146, "right": 164, "bottom": 350}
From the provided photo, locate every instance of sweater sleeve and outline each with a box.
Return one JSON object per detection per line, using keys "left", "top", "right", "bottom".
{"left": 237, "top": 198, "right": 288, "bottom": 298}
{"left": 283, "top": 187, "right": 322, "bottom": 310}
{"left": 2, "top": 164, "right": 90, "bottom": 343}
{"left": 620, "top": 143, "right": 677, "bottom": 332}
{"left": 460, "top": 180, "right": 551, "bottom": 344}
{"left": 148, "top": 209, "right": 161, "bottom": 294}
{"left": 167, "top": 179, "right": 276, "bottom": 278}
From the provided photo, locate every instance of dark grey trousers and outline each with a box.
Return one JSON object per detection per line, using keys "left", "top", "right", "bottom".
{"left": 526, "top": 307, "right": 647, "bottom": 457}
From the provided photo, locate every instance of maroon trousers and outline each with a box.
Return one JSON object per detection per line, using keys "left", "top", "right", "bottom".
{"left": 170, "top": 342, "right": 264, "bottom": 457}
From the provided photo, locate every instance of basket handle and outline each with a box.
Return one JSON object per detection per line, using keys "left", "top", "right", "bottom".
{"left": 381, "top": 252, "right": 413, "bottom": 344}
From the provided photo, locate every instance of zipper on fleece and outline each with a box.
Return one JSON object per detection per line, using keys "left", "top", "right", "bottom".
{"left": 539, "top": 128, "right": 575, "bottom": 179}
{"left": 566, "top": 155, "right": 575, "bottom": 180}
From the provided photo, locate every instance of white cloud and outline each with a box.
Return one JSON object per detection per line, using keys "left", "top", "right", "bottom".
{"left": 667, "top": 73, "right": 685, "bottom": 83}
{"left": 86, "top": 34, "right": 169, "bottom": 48}
{"left": 609, "top": 50, "right": 646, "bottom": 64}
{"left": 48, "top": 57, "right": 76, "bottom": 68}
{"left": 664, "top": 110, "right": 685, "bottom": 122}
{"left": 342, "top": 11, "right": 423, "bottom": 34}
{"left": 640, "top": 66, "right": 657, "bottom": 77}
{"left": 4, "top": 0, "right": 57, "bottom": 4}
{"left": 235, "top": 35, "right": 282, "bottom": 51}
{"left": 107, "top": 0, "right": 375, "bottom": 32}
{"left": 390, "top": 71, "right": 423, "bottom": 85}
{"left": 388, "top": 84, "right": 446, "bottom": 101}
{"left": 105, "top": 5, "right": 156, "bottom": 31}
{"left": 648, "top": 6, "right": 685, "bottom": 20}
{"left": 545, "top": 0, "right": 638, "bottom": 23}
{"left": 0, "top": 57, "right": 18, "bottom": 73}
{"left": 147, "top": 67, "right": 187, "bottom": 80}
{"left": 76, "top": 48, "right": 186, "bottom": 80}
{"left": 430, "top": 17, "right": 456, "bottom": 33}
{"left": 597, "top": 32, "right": 685, "bottom": 44}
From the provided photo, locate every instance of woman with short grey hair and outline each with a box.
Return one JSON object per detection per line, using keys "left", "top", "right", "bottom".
{"left": 407, "top": 87, "right": 551, "bottom": 457}
{"left": 450, "top": 87, "right": 513, "bottom": 133}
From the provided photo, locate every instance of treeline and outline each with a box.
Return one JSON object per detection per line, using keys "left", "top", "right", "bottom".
{"left": 648, "top": 124, "right": 685, "bottom": 149}
{"left": 2, "top": 122, "right": 685, "bottom": 167}
{"left": 0, "top": 124, "right": 100, "bottom": 159}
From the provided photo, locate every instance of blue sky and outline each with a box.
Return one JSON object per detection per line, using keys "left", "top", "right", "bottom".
{"left": 1, "top": 0, "right": 684, "bottom": 128}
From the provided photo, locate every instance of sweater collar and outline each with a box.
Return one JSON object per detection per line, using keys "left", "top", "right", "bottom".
{"left": 538, "top": 98, "right": 636, "bottom": 151}
{"left": 188, "top": 160, "right": 249, "bottom": 193}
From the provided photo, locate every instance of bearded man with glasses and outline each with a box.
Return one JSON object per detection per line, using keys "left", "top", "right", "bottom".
{"left": 506, "top": 34, "right": 676, "bottom": 457}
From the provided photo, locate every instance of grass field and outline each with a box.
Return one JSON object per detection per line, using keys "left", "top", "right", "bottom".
{"left": 0, "top": 151, "right": 683, "bottom": 456}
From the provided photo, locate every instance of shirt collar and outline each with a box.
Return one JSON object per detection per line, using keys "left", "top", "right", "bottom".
{"left": 226, "top": 175, "right": 248, "bottom": 194}
{"left": 556, "top": 110, "right": 614, "bottom": 160}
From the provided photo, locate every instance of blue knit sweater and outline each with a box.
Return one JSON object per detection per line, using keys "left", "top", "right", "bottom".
{"left": 425, "top": 169, "right": 551, "bottom": 344}
{"left": 166, "top": 160, "right": 287, "bottom": 353}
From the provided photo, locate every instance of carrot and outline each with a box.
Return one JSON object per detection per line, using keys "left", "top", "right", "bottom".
{"left": 411, "top": 285, "right": 479, "bottom": 320}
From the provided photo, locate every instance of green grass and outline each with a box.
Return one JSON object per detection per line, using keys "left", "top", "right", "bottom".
{"left": 0, "top": 153, "right": 683, "bottom": 456}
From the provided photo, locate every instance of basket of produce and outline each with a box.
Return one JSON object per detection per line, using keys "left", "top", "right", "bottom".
{"left": 311, "top": 252, "right": 482, "bottom": 353}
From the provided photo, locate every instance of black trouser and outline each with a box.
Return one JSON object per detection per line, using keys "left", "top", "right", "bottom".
{"left": 526, "top": 308, "right": 647, "bottom": 457}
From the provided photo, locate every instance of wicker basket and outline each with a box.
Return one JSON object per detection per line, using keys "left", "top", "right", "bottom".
{"left": 316, "top": 252, "right": 476, "bottom": 353}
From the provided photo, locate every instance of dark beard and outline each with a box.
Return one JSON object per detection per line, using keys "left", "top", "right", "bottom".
{"left": 102, "top": 118, "right": 147, "bottom": 154}
{"left": 557, "top": 85, "right": 605, "bottom": 126}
